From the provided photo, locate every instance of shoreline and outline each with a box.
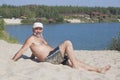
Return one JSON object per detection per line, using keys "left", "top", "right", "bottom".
{"left": 3, "top": 18, "right": 120, "bottom": 25}
{"left": 4, "top": 18, "right": 83, "bottom": 24}
{"left": 3, "top": 18, "right": 22, "bottom": 25}
{"left": 64, "top": 19, "right": 82, "bottom": 23}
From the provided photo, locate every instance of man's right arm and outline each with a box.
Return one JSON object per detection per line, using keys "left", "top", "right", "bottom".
{"left": 30, "top": 53, "right": 35, "bottom": 59}
{"left": 12, "top": 37, "right": 32, "bottom": 61}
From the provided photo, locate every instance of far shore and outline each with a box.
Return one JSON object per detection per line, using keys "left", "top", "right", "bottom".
{"left": 3, "top": 18, "right": 84, "bottom": 25}
{"left": 64, "top": 19, "right": 83, "bottom": 23}
{"left": 3, "top": 18, "right": 120, "bottom": 25}
{"left": 4, "top": 18, "right": 22, "bottom": 25}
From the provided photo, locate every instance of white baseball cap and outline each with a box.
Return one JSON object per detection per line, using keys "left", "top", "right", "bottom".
{"left": 33, "top": 22, "right": 43, "bottom": 29}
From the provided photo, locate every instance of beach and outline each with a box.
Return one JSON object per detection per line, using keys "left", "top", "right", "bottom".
{"left": 3, "top": 18, "right": 22, "bottom": 25}
{"left": 0, "top": 40, "right": 120, "bottom": 80}
{"left": 65, "top": 19, "right": 82, "bottom": 23}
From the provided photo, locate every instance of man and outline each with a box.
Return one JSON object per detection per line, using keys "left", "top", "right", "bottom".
{"left": 12, "top": 22, "right": 111, "bottom": 73}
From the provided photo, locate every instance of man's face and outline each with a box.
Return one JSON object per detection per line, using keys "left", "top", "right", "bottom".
{"left": 33, "top": 27, "right": 43, "bottom": 36}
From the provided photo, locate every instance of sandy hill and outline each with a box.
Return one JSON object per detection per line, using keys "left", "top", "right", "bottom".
{"left": 0, "top": 40, "right": 120, "bottom": 80}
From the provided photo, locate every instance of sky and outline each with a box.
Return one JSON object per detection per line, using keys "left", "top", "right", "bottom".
{"left": 0, "top": 0, "right": 120, "bottom": 7}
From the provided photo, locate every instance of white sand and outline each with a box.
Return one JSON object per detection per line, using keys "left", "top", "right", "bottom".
{"left": 0, "top": 40, "right": 120, "bottom": 80}
{"left": 65, "top": 19, "right": 82, "bottom": 23}
{"left": 4, "top": 18, "right": 22, "bottom": 25}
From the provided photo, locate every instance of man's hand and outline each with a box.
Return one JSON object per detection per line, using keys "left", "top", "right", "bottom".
{"left": 30, "top": 53, "right": 35, "bottom": 59}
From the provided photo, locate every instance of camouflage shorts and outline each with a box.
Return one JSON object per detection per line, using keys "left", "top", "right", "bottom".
{"left": 45, "top": 47, "right": 68, "bottom": 64}
{"left": 45, "top": 47, "right": 68, "bottom": 65}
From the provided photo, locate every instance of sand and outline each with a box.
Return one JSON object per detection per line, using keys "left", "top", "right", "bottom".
{"left": 65, "top": 19, "right": 82, "bottom": 23}
{"left": 4, "top": 18, "right": 22, "bottom": 25}
{"left": 0, "top": 40, "right": 120, "bottom": 80}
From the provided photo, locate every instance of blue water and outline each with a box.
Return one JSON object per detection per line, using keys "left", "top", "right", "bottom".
{"left": 5, "top": 23, "right": 120, "bottom": 50}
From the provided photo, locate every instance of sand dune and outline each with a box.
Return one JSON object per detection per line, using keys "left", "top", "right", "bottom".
{"left": 0, "top": 40, "right": 120, "bottom": 80}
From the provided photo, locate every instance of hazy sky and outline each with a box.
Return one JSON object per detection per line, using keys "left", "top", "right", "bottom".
{"left": 0, "top": 0, "right": 120, "bottom": 7}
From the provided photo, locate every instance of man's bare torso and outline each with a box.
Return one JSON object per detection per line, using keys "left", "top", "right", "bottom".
{"left": 29, "top": 35, "right": 53, "bottom": 61}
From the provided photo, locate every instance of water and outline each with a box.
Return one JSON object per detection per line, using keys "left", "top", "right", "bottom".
{"left": 5, "top": 23, "right": 120, "bottom": 50}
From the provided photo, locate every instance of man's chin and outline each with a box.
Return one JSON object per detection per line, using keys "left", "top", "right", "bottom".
{"left": 33, "top": 33, "right": 40, "bottom": 37}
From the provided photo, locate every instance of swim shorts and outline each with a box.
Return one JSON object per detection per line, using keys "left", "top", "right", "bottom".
{"left": 45, "top": 47, "right": 69, "bottom": 64}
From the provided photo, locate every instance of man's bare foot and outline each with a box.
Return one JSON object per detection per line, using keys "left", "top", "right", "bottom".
{"left": 97, "top": 65, "right": 111, "bottom": 73}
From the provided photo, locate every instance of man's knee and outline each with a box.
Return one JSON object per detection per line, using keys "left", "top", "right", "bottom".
{"left": 64, "top": 40, "right": 72, "bottom": 46}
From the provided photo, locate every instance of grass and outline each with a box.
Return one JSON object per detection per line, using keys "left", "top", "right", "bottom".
{"left": 0, "top": 30, "right": 18, "bottom": 43}
{"left": 0, "top": 19, "right": 18, "bottom": 43}
{"left": 107, "top": 32, "right": 120, "bottom": 51}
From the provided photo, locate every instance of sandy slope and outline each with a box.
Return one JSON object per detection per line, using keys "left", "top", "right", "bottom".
{"left": 0, "top": 40, "right": 120, "bottom": 80}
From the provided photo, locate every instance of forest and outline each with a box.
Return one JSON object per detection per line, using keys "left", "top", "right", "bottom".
{"left": 0, "top": 4, "right": 120, "bottom": 23}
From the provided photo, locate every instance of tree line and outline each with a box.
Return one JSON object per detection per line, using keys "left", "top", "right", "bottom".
{"left": 0, "top": 4, "right": 120, "bottom": 23}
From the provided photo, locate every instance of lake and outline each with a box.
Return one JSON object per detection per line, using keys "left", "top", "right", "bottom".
{"left": 5, "top": 23, "right": 120, "bottom": 50}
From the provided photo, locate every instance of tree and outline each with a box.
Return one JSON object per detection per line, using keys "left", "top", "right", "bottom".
{"left": 0, "top": 19, "right": 5, "bottom": 31}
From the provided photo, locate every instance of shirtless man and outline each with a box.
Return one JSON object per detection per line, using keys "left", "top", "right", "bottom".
{"left": 12, "top": 22, "right": 111, "bottom": 73}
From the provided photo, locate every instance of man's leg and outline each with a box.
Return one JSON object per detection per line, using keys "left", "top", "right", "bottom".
{"left": 70, "top": 59, "right": 111, "bottom": 73}
{"left": 59, "top": 40, "right": 111, "bottom": 73}
{"left": 59, "top": 40, "right": 80, "bottom": 69}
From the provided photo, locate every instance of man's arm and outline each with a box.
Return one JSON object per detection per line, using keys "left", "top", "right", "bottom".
{"left": 12, "top": 38, "right": 32, "bottom": 61}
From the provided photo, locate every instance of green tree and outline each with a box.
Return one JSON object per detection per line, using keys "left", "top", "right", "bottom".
{"left": 0, "top": 19, "right": 5, "bottom": 31}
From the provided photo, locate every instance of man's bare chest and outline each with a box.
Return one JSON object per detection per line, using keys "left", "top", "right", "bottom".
{"left": 33, "top": 38, "right": 45, "bottom": 46}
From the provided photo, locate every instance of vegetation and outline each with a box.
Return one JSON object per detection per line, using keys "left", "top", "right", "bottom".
{"left": 0, "top": 4, "right": 120, "bottom": 45}
{"left": 0, "top": 4, "right": 120, "bottom": 24}
{"left": 0, "top": 19, "right": 18, "bottom": 43}
{"left": 107, "top": 32, "right": 120, "bottom": 51}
